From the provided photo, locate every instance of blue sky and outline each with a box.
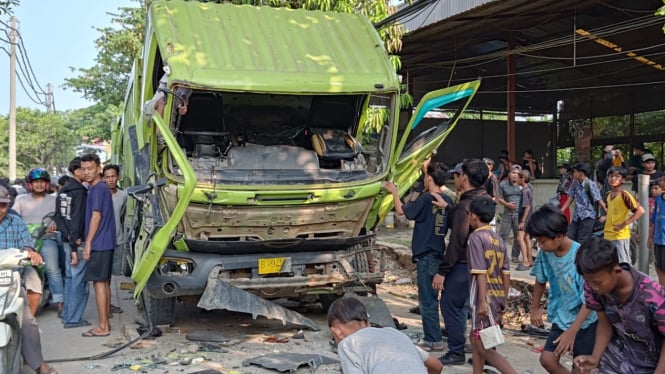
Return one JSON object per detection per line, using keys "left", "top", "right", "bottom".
{"left": 0, "top": 0, "right": 136, "bottom": 115}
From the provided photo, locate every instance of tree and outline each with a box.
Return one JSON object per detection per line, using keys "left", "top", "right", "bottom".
{"left": 62, "top": 104, "right": 119, "bottom": 144}
{"left": 0, "top": 0, "right": 19, "bottom": 15}
{"left": 0, "top": 108, "right": 77, "bottom": 177}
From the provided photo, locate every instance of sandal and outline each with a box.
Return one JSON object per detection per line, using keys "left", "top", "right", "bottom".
{"left": 82, "top": 328, "right": 110, "bottom": 337}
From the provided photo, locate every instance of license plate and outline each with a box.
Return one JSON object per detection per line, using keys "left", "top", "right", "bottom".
{"left": 258, "top": 257, "right": 290, "bottom": 275}
{"left": 0, "top": 270, "right": 11, "bottom": 286}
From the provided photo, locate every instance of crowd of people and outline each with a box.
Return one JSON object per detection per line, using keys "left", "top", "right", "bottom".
{"left": 330, "top": 147, "right": 665, "bottom": 374}
{"left": 0, "top": 154, "right": 127, "bottom": 374}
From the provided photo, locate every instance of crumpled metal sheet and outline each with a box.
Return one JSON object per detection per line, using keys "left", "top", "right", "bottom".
{"left": 242, "top": 353, "right": 338, "bottom": 373}
{"left": 197, "top": 276, "right": 320, "bottom": 331}
{"left": 346, "top": 294, "right": 396, "bottom": 329}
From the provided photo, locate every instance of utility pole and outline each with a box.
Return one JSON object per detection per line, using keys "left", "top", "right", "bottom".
{"left": 46, "top": 83, "right": 53, "bottom": 112}
{"left": 8, "top": 16, "right": 17, "bottom": 182}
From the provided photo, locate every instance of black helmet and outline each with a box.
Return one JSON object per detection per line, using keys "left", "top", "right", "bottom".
{"left": 26, "top": 168, "right": 50, "bottom": 183}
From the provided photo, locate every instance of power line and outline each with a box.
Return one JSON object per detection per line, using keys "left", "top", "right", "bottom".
{"left": 14, "top": 30, "right": 47, "bottom": 94}
{"left": 0, "top": 20, "right": 51, "bottom": 110}
{"left": 15, "top": 62, "right": 47, "bottom": 106}
{"left": 474, "top": 79, "right": 665, "bottom": 94}
{"left": 15, "top": 42, "right": 47, "bottom": 95}
{"left": 408, "top": 15, "right": 662, "bottom": 69}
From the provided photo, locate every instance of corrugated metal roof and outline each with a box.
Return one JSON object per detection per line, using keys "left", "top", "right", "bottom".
{"left": 150, "top": 0, "right": 399, "bottom": 93}
{"left": 400, "top": 0, "right": 501, "bottom": 33}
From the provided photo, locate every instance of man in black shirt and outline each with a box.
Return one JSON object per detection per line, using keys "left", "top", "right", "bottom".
{"left": 432, "top": 159, "right": 490, "bottom": 365}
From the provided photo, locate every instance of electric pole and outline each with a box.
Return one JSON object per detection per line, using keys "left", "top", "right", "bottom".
{"left": 46, "top": 83, "right": 53, "bottom": 112}
{"left": 8, "top": 16, "right": 17, "bottom": 182}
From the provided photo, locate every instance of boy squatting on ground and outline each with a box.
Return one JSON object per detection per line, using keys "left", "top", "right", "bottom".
{"left": 525, "top": 204, "right": 598, "bottom": 374}
{"left": 327, "top": 297, "right": 443, "bottom": 374}
{"left": 467, "top": 196, "right": 516, "bottom": 374}
{"left": 383, "top": 161, "right": 453, "bottom": 351}
{"left": 574, "top": 237, "right": 665, "bottom": 374}
{"left": 603, "top": 166, "right": 644, "bottom": 265}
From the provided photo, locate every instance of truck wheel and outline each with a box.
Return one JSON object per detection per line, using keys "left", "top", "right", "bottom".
{"left": 318, "top": 294, "right": 342, "bottom": 312}
{"left": 351, "top": 251, "right": 370, "bottom": 273}
{"left": 142, "top": 292, "right": 176, "bottom": 326}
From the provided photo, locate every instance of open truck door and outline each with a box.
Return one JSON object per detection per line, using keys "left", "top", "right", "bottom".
{"left": 368, "top": 80, "right": 481, "bottom": 228}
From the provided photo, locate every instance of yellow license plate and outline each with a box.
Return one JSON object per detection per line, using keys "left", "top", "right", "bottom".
{"left": 258, "top": 257, "right": 286, "bottom": 275}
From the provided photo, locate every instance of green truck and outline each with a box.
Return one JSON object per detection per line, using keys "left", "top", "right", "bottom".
{"left": 112, "top": 0, "right": 480, "bottom": 328}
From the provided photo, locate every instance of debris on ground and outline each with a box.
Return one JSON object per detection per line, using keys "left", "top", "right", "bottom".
{"left": 243, "top": 353, "right": 338, "bottom": 373}
{"left": 186, "top": 329, "right": 230, "bottom": 343}
{"left": 136, "top": 324, "right": 163, "bottom": 338}
{"left": 264, "top": 335, "right": 289, "bottom": 343}
{"left": 521, "top": 324, "right": 550, "bottom": 337}
{"left": 103, "top": 337, "right": 127, "bottom": 348}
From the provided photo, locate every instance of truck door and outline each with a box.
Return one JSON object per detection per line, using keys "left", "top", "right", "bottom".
{"left": 368, "top": 80, "right": 481, "bottom": 228}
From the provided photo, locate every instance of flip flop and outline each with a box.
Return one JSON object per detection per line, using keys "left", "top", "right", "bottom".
{"left": 82, "top": 328, "right": 110, "bottom": 337}
{"left": 110, "top": 304, "right": 123, "bottom": 313}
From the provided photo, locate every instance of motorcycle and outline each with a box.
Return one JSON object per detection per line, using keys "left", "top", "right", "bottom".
{"left": 0, "top": 248, "right": 31, "bottom": 373}
{"left": 26, "top": 215, "right": 56, "bottom": 314}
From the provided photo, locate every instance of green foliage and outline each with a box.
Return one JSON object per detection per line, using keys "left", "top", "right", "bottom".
{"left": 0, "top": 0, "right": 19, "bottom": 15}
{"left": 0, "top": 108, "right": 77, "bottom": 176}
{"left": 62, "top": 103, "right": 120, "bottom": 142}
{"left": 363, "top": 106, "right": 389, "bottom": 135}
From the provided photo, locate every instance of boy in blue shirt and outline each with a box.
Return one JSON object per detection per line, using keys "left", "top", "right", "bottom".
{"left": 525, "top": 204, "right": 597, "bottom": 374}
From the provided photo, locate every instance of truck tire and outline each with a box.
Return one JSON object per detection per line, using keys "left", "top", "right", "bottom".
{"left": 318, "top": 294, "right": 341, "bottom": 312}
{"left": 351, "top": 251, "right": 370, "bottom": 273}
{"left": 142, "top": 292, "right": 176, "bottom": 326}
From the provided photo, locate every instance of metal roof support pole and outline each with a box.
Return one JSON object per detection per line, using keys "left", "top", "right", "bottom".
{"left": 506, "top": 36, "right": 516, "bottom": 161}
{"left": 629, "top": 111, "right": 635, "bottom": 155}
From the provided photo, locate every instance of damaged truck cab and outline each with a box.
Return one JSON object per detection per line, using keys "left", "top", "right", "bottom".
{"left": 112, "top": 0, "right": 480, "bottom": 328}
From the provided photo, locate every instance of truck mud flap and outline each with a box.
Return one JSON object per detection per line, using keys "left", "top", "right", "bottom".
{"left": 346, "top": 294, "right": 396, "bottom": 329}
{"left": 198, "top": 275, "right": 320, "bottom": 331}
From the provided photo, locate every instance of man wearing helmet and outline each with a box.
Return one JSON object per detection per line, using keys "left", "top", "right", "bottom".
{"left": 13, "top": 167, "right": 64, "bottom": 317}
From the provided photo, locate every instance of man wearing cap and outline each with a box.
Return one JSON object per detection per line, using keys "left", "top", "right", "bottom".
{"left": 0, "top": 186, "right": 58, "bottom": 374}
{"left": 632, "top": 153, "right": 663, "bottom": 193}
{"left": 13, "top": 168, "right": 64, "bottom": 317}
{"left": 432, "top": 159, "right": 490, "bottom": 365}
